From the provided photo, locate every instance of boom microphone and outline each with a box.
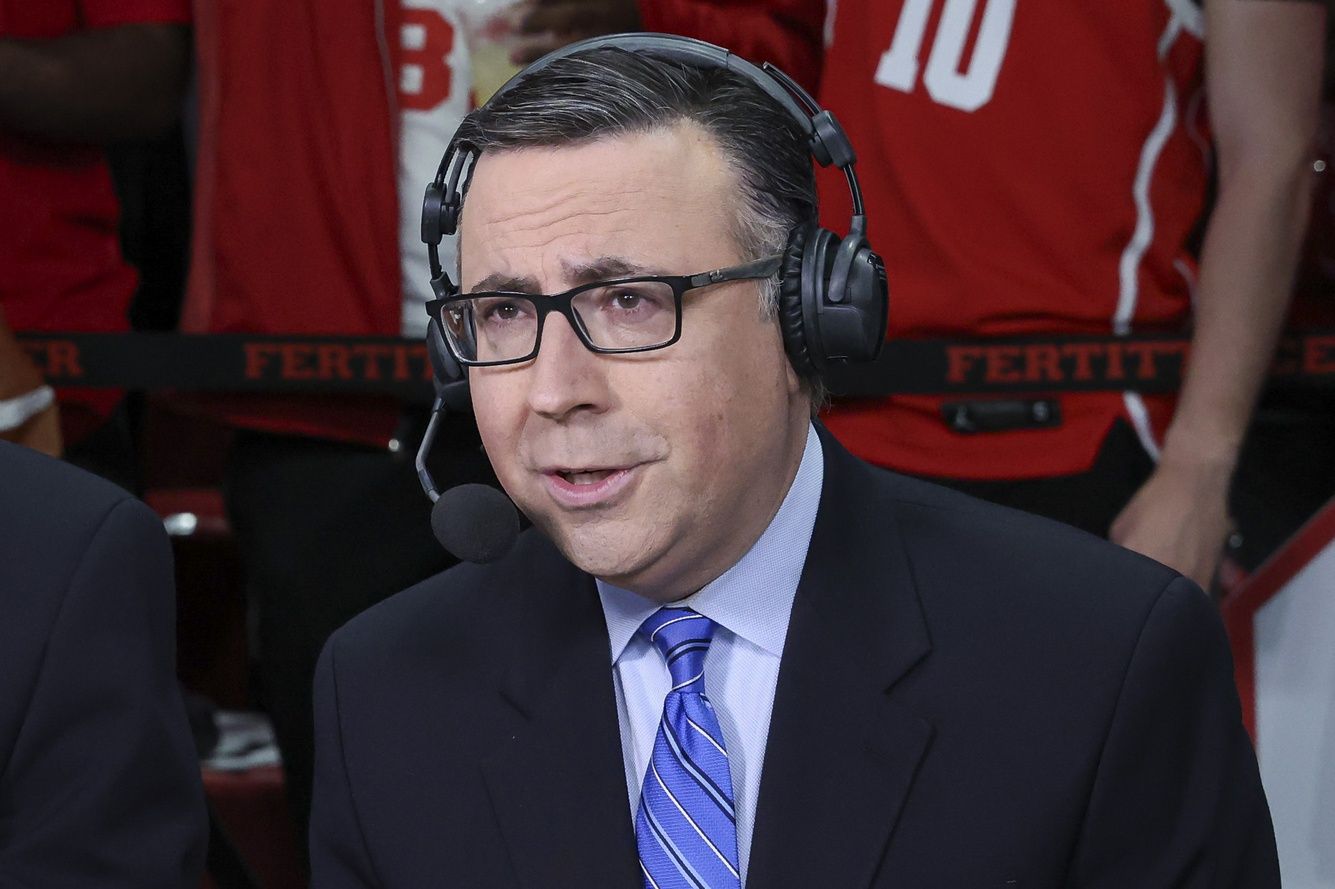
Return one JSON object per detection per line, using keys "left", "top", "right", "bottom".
{"left": 430, "top": 483, "right": 520, "bottom": 564}
{"left": 416, "top": 390, "right": 521, "bottom": 563}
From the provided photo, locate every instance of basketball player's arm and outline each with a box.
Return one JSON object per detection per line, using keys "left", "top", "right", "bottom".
{"left": 1111, "top": 0, "right": 1326, "bottom": 588}
{"left": 511, "top": 0, "right": 642, "bottom": 63}
{"left": 514, "top": 0, "right": 826, "bottom": 93}
{"left": 0, "top": 23, "right": 189, "bottom": 144}
{"left": 0, "top": 309, "right": 60, "bottom": 457}
{"left": 633, "top": 0, "right": 826, "bottom": 93}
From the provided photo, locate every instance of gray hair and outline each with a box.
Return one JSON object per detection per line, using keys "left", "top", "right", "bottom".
{"left": 452, "top": 47, "right": 826, "bottom": 404}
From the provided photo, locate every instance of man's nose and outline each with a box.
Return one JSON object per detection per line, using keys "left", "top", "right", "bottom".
{"left": 525, "top": 310, "right": 611, "bottom": 420}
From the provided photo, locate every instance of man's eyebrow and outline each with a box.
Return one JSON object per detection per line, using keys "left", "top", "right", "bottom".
{"left": 466, "top": 257, "right": 672, "bottom": 295}
{"left": 563, "top": 256, "right": 671, "bottom": 285}
{"left": 468, "top": 273, "right": 541, "bottom": 294}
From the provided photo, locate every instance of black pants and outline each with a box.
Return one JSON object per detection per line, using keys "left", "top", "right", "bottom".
{"left": 224, "top": 411, "right": 496, "bottom": 869}
{"left": 1229, "top": 391, "right": 1335, "bottom": 571}
{"left": 64, "top": 399, "right": 138, "bottom": 494}
{"left": 924, "top": 404, "right": 1335, "bottom": 573}
{"left": 914, "top": 420, "right": 1157, "bottom": 538}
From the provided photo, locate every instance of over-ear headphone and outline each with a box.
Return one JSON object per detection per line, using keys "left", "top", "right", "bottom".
{"left": 419, "top": 32, "right": 888, "bottom": 388}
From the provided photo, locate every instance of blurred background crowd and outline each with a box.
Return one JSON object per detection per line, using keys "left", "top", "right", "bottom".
{"left": 1, "top": 0, "right": 1332, "bottom": 886}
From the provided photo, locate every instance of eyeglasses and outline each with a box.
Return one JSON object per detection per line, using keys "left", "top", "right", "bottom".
{"left": 427, "top": 255, "right": 783, "bottom": 366}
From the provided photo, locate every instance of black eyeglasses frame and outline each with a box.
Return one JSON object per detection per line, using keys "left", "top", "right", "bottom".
{"left": 425, "top": 254, "right": 783, "bottom": 367}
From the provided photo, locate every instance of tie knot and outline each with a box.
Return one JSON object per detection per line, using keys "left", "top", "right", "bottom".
{"left": 638, "top": 607, "right": 716, "bottom": 693}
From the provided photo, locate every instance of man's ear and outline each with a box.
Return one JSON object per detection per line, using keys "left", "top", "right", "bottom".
{"left": 778, "top": 328, "right": 805, "bottom": 400}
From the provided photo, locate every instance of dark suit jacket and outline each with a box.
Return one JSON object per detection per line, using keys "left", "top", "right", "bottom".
{"left": 0, "top": 443, "right": 207, "bottom": 888}
{"left": 311, "top": 427, "right": 1277, "bottom": 888}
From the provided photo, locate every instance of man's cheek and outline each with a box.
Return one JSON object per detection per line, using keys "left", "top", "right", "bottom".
{"left": 471, "top": 398, "right": 511, "bottom": 460}
{"left": 473, "top": 422, "right": 523, "bottom": 502}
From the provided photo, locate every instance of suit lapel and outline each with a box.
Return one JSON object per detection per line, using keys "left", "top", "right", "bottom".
{"left": 480, "top": 556, "right": 640, "bottom": 889}
{"left": 746, "top": 427, "right": 934, "bottom": 889}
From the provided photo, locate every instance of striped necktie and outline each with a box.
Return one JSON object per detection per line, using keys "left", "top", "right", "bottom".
{"left": 635, "top": 607, "right": 742, "bottom": 889}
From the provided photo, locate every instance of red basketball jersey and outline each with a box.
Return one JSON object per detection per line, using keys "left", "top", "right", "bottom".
{"left": 0, "top": 0, "right": 190, "bottom": 440}
{"left": 817, "top": 0, "right": 1209, "bottom": 479}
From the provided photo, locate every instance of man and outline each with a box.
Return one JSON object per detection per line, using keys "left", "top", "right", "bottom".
{"left": 0, "top": 0, "right": 191, "bottom": 472}
{"left": 0, "top": 441, "right": 207, "bottom": 887}
{"left": 310, "top": 45, "right": 1276, "bottom": 887}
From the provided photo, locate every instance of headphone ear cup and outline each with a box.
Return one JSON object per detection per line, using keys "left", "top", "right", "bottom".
{"left": 779, "top": 225, "right": 819, "bottom": 379}
{"left": 421, "top": 183, "right": 445, "bottom": 246}
{"left": 846, "top": 244, "right": 889, "bottom": 362}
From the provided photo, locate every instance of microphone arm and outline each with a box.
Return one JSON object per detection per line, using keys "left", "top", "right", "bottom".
{"left": 415, "top": 378, "right": 521, "bottom": 563}
{"left": 417, "top": 377, "right": 470, "bottom": 503}
{"left": 416, "top": 396, "right": 446, "bottom": 504}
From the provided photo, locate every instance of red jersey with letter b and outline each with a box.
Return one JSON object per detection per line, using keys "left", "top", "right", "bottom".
{"left": 818, "top": 0, "right": 1208, "bottom": 479}
{"left": 184, "top": 0, "right": 472, "bottom": 445}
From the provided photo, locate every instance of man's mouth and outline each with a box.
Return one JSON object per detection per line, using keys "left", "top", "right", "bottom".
{"left": 555, "top": 468, "right": 620, "bottom": 485}
{"left": 539, "top": 463, "right": 642, "bottom": 507}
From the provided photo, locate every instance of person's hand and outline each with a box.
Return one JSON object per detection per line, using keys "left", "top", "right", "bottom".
{"left": 3, "top": 400, "right": 63, "bottom": 458}
{"left": 0, "top": 325, "right": 63, "bottom": 458}
{"left": 509, "top": 0, "right": 642, "bottom": 65}
{"left": 1109, "top": 458, "right": 1233, "bottom": 590}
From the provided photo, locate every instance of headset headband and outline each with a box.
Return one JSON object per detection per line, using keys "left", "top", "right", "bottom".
{"left": 491, "top": 34, "right": 850, "bottom": 167}
{"left": 423, "top": 33, "right": 867, "bottom": 286}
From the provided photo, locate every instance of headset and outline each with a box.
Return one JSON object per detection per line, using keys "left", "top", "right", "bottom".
{"left": 416, "top": 32, "right": 888, "bottom": 504}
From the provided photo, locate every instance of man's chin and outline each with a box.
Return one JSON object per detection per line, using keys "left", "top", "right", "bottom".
{"left": 564, "top": 544, "right": 655, "bottom": 588}
{"left": 543, "top": 518, "right": 664, "bottom": 590}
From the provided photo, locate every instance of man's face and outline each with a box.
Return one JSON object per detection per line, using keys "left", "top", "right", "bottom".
{"left": 461, "top": 122, "right": 810, "bottom": 600}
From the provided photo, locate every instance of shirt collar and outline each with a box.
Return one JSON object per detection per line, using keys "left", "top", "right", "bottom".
{"left": 598, "top": 423, "right": 824, "bottom": 664}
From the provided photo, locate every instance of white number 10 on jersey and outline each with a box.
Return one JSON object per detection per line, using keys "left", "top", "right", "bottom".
{"left": 874, "top": 0, "right": 1017, "bottom": 112}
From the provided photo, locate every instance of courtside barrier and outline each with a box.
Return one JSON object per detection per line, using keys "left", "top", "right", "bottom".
{"left": 16, "top": 330, "right": 1335, "bottom": 396}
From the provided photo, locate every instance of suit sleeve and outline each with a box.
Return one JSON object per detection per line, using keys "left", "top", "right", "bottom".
{"left": 0, "top": 499, "right": 207, "bottom": 889}
{"left": 1069, "top": 576, "right": 1279, "bottom": 887}
{"left": 310, "top": 637, "right": 383, "bottom": 888}
{"left": 637, "top": 0, "right": 826, "bottom": 93}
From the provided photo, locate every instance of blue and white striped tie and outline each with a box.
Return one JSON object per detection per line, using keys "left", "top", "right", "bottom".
{"left": 635, "top": 608, "right": 742, "bottom": 889}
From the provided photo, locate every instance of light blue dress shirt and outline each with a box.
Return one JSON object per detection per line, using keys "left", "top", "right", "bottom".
{"left": 597, "top": 423, "right": 823, "bottom": 885}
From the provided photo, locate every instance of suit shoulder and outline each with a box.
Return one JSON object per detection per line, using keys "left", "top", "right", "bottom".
{"left": 0, "top": 447, "right": 173, "bottom": 736}
{"left": 0, "top": 444, "right": 167, "bottom": 599}
{"left": 868, "top": 463, "right": 1180, "bottom": 620}
{"left": 326, "top": 528, "right": 577, "bottom": 670}
{"left": 0, "top": 442, "right": 139, "bottom": 546}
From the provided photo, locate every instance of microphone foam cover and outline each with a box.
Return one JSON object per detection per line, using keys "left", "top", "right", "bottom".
{"left": 431, "top": 483, "right": 520, "bottom": 564}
